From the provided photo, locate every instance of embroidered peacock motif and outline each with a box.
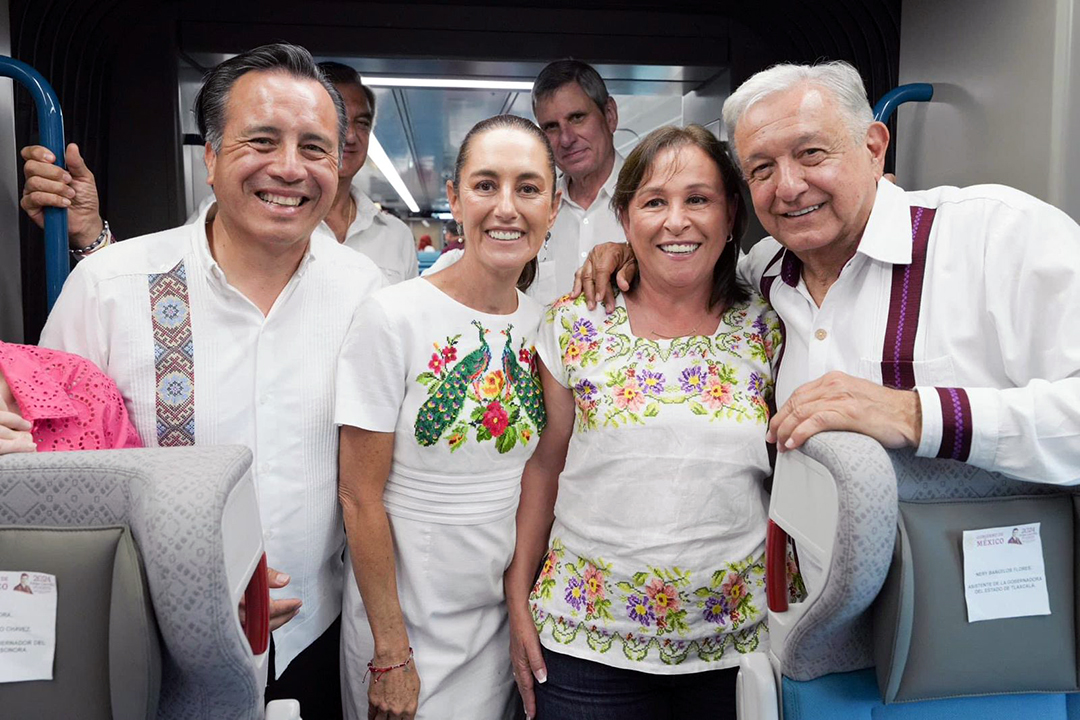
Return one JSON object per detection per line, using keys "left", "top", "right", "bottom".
{"left": 415, "top": 320, "right": 491, "bottom": 446}
{"left": 502, "top": 324, "right": 546, "bottom": 433}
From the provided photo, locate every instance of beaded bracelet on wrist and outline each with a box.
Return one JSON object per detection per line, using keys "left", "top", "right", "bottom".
{"left": 70, "top": 220, "right": 112, "bottom": 259}
{"left": 365, "top": 647, "right": 414, "bottom": 684}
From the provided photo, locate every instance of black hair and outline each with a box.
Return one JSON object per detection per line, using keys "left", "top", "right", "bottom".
{"left": 317, "top": 61, "right": 377, "bottom": 120}
{"left": 194, "top": 43, "right": 347, "bottom": 158}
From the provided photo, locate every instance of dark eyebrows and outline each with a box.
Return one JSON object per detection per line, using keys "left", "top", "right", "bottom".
{"left": 243, "top": 125, "right": 281, "bottom": 137}
{"left": 468, "top": 168, "right": 548, "bottom": 184}
{"left": 239, "top": 125, "right": 333, "bottom": 146}
{"left": 301, "top": 130, "right": 334, "bottom": 147}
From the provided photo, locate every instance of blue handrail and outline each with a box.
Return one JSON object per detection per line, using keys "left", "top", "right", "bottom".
{"left": 873, "top": 83, "right": 934, "bottom": 123}
{"left": 0, "top": 56, "right": 68, "bottom": 309}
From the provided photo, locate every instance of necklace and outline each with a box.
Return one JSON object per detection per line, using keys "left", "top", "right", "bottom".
{"left": 636, "top": 302, "right": 726, "bottom": 340}
{"left": 648, "top": 324, "right": 703, "bottom": 340}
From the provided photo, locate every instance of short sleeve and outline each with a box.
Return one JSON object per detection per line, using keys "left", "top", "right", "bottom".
{"left": 535, "top": 298, "right": 573, "bottom": 389}
{"left": 335, "top": 296, "right": 407, "bottom": 432}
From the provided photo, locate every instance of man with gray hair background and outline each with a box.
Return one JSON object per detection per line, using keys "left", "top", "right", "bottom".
{"left": 530, "top": 59, "right": 627, "bottom": 300}
{"left": 580, "top": 59, "right": 1080, "bottom": 487}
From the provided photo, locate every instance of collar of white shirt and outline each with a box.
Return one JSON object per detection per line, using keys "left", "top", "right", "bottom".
{"left": 346, "top": 184, "right": 381, "bottom": 234}
{"left": 557, "top": 151, "right": 625, "bottom": 211}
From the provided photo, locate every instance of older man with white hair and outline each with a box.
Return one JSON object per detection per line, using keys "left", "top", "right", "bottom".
{"left": 578, "top": 60, "right": 1080, "bottom": 485}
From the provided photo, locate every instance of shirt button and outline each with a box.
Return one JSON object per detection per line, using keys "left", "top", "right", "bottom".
{"left": 583, "top": 218, "right": 590, "bottom": 225}
{"left": 580, "top": 251, "right": 588, "bottom": 258}
{"left": 259, "top": 462, "right": 271, "bottom": 473}
{"left": 815, "top": 329, "right": 828, "bottom": 341}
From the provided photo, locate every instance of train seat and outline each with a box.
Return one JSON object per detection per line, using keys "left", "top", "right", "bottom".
{"left": 0, "top": 446, "right": 277, "bottom": 719}
{"left": 738, "top": 431, "right": 1080, "bottom": 720}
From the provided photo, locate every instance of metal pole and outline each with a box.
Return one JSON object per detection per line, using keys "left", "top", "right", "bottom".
{"left": 0, "top": 56, "right": 67, "bottom": 309}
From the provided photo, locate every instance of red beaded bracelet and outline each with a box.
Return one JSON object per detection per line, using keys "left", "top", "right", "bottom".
{"left": 366, "top": 648, "right": 414, "bottom": 684}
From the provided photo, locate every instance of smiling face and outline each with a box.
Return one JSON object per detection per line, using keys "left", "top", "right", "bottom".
{"left": 446, "top": 126, "right": 560, "bottom": 281}
{"left": 336, "top": 82, "right": 373, "bottom": 179}
{"left": 621, "top": 144, "right": 733, "bottom": 296}
{"left": 204, "top": 70, "right": 340, "bottom": 249}
{"left": 734, "top": 83, "right": 888, "bottom": 259}
{"left": 535, "top": 82, "right": 617, "bottom": 181}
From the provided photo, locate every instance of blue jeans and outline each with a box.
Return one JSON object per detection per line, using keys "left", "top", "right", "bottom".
{"left": 533, "top": 646, "right": 738, "bottom": 720}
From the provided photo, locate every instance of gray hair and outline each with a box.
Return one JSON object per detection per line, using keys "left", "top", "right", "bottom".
{"left": 722, "top": 61, "right": 874, "bottom": 165}
{"left": 532, "top": 59, "right": 611, "bottom": 116}
{"left": 194, "top": 43, "right": 347, "bottom": 160}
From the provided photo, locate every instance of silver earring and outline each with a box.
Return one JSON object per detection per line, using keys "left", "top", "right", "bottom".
{"left": 726, "top": 234, "right": 733, "bottom": 244}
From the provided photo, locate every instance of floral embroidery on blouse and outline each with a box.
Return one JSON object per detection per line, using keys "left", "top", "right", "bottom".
{"left": 531, "top": 537, "right": 766, "bottom": 664}
{"left": 545, "top": 295, "right": 781, "bottom": 432}
{"left": 414, "top": 320, "right": 545, "bottom": 453}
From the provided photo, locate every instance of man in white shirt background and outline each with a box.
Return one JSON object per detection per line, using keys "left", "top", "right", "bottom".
{"left": 424, "top": 59, "right": 628, "bottom": 299}
{"left": 530, "top": 59, "right": 627, "bottom": 301}
{"left": 37, "top": 43, "right": 384, "bottom": 718}
{"left": 581, "top": 60, "right": 1080, "bottom": 486}
{"left": 312, "top": 62, "right": 418, "bottom": 284}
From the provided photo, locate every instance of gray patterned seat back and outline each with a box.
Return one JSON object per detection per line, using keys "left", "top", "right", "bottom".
{"left": 0, "top": 446, "right": 266, "bottom": 719}
{"left": 769, "top": 432, "right": 898, "bottom": 681}
{"left": 771, "top": 431, "right": 1079, "bottom": 704}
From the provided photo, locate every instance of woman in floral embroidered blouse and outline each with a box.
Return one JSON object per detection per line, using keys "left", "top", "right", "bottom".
{"left": 335, "top": 115, "right": 561, "bottom": 720}
{"left": 504, "top": 125, "right": 782, "bottom": 720}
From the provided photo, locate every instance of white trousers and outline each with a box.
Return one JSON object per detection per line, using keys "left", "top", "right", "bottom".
{"left": 341, "top": 512, "right": 517, "bottom": 720}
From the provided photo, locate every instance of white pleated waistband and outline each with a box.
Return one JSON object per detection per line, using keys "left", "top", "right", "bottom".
{"left": 382, "top": 467, "right": 522, "bottom": 525}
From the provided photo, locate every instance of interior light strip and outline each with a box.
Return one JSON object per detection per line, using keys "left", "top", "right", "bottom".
{"left": 367, "top": 134, "right": 420, "bottom": 213}
{"left": 363, "top": 77, "right": 534, "bottom": 91}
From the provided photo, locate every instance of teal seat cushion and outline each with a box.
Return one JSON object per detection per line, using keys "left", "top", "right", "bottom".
{"left": 783, "top": 670, "right": 1080, "bottom": 720}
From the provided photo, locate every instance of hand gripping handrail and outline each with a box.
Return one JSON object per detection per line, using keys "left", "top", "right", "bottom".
{"left": 872, "top": 83, "right": 934, "bottom": 123}
{"left": 0, "top": 56, "right": 68, "bottom": 309}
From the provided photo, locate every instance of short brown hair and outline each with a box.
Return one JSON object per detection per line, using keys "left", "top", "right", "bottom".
{"left": 611, "top": 124, "right": 749, "bottom": 309}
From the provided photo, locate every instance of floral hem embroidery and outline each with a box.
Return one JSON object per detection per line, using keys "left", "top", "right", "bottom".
{"left": 531, "top": 538, "right": 767, "bottom": 664}
{"left": 532, "top": 605, "right": 766, "bottom": 665}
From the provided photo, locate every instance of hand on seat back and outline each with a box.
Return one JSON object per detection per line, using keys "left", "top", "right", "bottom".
{"left": 21, "top": 143, "right": 104, "bottom": 249}
{"left": 768, "top": 371, "right": 923, "bottom": 452}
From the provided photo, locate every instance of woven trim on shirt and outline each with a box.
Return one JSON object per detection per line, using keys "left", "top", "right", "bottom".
{"left": 880, "top": 206, "right": 936, "bottom": 390}
{"left": 149, "top": 260, "right": 196, "bottom": 446}
{"left": 934, "top": 387, "right": 973, "bottom": 461}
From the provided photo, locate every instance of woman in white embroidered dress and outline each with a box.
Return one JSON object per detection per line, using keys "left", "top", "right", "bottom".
{"left": 505, "top": 125, "right": 782, "bottom": 720}
{"left": 335, "top": 114, "right": 561, "bottom": 720}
